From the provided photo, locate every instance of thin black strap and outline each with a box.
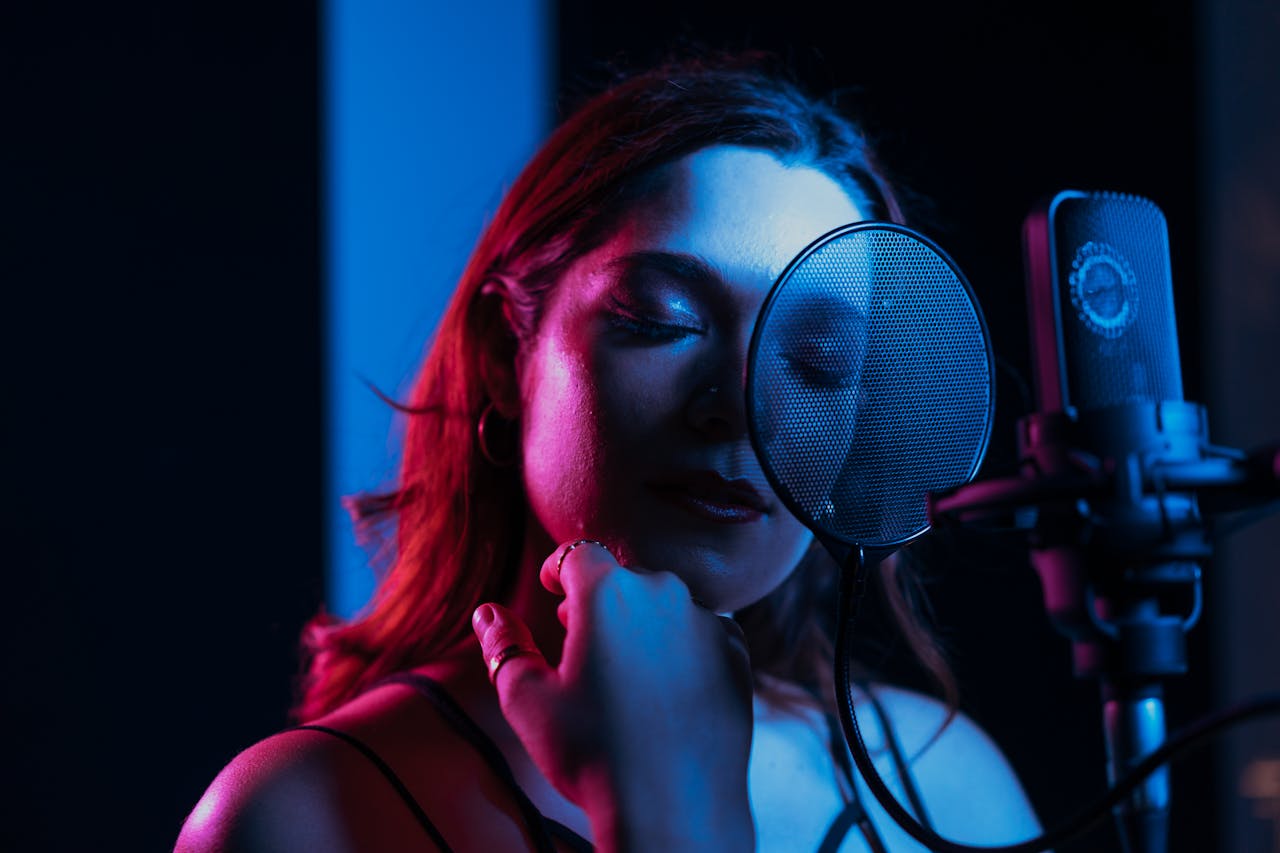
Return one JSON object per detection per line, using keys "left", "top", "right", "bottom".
{"left": 816, "top": 801, "right": 858, "bottom": 853}
{"left": 544, "top": 817, "right": 595, "bottom": 853}
{"left": 863, "top": 687, "right": 935, "bottom": 831}
{"left": 383, "top": 672, "right": 586, "bottom": 853}
{"left": 292, "top": 724, "right": 454, "bottom": 852}
{"left": 822, "top": 710, "right": 889, "bottom": 853}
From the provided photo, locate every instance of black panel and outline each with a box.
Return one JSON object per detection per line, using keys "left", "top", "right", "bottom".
{"left": 2, "top": 3, "right": 321, "bottom": 850}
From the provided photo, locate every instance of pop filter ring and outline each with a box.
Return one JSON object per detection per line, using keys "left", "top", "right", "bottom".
{"left": 745, "top": 221, "right": 996, "bottom": 557}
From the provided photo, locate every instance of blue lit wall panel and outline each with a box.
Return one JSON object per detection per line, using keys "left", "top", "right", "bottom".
{"left": 326, "top": 1, "right": 550, "bottom": 616}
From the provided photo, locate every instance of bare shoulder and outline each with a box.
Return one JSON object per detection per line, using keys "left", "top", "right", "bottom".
{"left": 864, "top": 684, "right": 1043, "bottom": 845}
{"left": 175, "top": 728, "right": 369, "bottom": 852}
{"left": 175, "top": 688, "right": 455, "bottom": 852}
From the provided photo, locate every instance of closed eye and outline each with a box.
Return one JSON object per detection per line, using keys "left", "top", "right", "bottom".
{"left": 606, "top": 311, "right": 702, "bottom": 343}
{"left": 782, "top": 339, "right": 863, "bottom": 389}
{"left": 783, "top": 355, "right": 858, "bottom": 388}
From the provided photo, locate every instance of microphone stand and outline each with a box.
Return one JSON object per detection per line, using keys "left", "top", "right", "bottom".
{"left": 1020, "top": 402, "right": 1216, "bottom": 853}
{"left": 815, "top": 396, "right": 1279, "bottom": 851}
{"left": 1032, "top": 543, "right": 1193, "bottom": 853}
{"left": 939, "top": 399, "right": 1226, "bottom": 853}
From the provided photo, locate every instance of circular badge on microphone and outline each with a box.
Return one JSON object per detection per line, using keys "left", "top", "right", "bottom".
{"left": 1068, "top": 241, "right": 1138, "bottom": 338}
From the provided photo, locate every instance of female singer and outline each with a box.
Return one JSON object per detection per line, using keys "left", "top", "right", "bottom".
{"left": 178, "top": 56, "right": 1041, "bottom": 851}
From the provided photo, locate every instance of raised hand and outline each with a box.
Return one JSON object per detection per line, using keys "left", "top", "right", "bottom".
{"left": 472, "top": 539, "right": 756, "bottom": 852}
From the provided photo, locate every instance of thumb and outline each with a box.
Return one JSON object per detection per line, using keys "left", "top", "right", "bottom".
{"left": 472, "top": 602, "right": 553, "bottom": 704}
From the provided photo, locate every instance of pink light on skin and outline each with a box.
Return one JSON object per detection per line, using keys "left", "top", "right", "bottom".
{"left": 514, "top": 146, "right": 869, "bottom": 613}
{"left": 182, "top": 784, "right": 221, "bottom": 835}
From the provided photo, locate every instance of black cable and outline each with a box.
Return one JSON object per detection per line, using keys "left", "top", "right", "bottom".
{"left": 833, "top": 551, "right": 1280, "bottom": 853}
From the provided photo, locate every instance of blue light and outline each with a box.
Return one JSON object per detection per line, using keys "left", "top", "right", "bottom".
{"left": 325, "top": 0, "right": 550, "bottom": 617}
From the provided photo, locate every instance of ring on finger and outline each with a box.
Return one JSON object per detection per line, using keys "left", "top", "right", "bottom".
{"left": 487, "top": 643, "right": 540, "bottom": 683}
{"left": 555, "top": 538, "right": 610, "bottom": 577}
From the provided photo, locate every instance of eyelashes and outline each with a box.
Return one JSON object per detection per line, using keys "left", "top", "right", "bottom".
{"left": 604, "top": 307, "right": 862, "bottom": 389}
{"left": 602, "top": 290, "right": 863, "bottom": 390}
{"left": 782, "top": 352, "right": 860, "bottom": 389}
{"left": 606, "top": 310, "right": 703, "bottom": 342}
{"left": 779, "top": 334, "right": 866, "bottom": 390}
{"left": 608, "top": 313, "right": 861, "bottom": 389}
{"left": 604, "top": 288, "right": 706, "bottom": 343}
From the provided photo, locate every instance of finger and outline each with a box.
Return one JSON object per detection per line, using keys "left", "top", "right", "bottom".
{"left": 472, "top": 602, "right": 552, "bottom": 700}
{"left": 538, "top": 538, "right": 616, "bottom": 598}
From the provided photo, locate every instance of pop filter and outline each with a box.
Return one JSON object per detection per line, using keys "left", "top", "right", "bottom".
{"left": 744, "top": 222, "right": 1009, "bottom": 851}
{"left": 746, "top": 222, "right": 995, "bottom": 559}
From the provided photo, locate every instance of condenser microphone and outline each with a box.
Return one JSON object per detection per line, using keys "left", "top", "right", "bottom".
{"left": 1019, "top": 191, "right": 1210, "bottom": 555}
{"left": 1021, "top": 191, "right": 1201, "bottom": 853}
{"left": 936, "top": 189, "right": 1278, "bottom": 556}
{"left": 927, "top": 191, "right": 1280, "bottom": 853}
{"left": 1018, "top": 192, "right": 1209, "bottom": 652}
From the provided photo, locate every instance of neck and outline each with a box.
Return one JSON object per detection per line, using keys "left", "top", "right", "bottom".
{"left": 415, "top": 508, "right": 566, "bottom": 689}
{"left": 505, "top": 510, "right": 568, "bottom": 665}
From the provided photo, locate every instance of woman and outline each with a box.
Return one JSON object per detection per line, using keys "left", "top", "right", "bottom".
{"left": 178, "top": 57, "right": 1041, "bottom": 851}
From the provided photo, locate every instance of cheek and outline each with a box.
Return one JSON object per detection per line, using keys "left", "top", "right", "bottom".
{"left": 594, "top": 349, "right": 681, "bottom": 435}
{"left": 519, "top": 343, "right": 684, "bottom": 541}
{"left": 520, "top": 345, "right": 605, "bottom": 536}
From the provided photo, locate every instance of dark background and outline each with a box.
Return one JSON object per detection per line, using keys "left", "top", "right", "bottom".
{"left": 4, "top": 1, "right": 1230, "bottom": 850}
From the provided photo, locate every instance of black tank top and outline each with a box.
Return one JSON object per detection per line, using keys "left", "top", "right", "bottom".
{"left": 295, "top": 672, "right": 934, "bottom": 852}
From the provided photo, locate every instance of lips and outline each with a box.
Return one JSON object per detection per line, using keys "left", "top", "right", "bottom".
{"left": 648, "top": 470, "right": 770, "bottom": 523}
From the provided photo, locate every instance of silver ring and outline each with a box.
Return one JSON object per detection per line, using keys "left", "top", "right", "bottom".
{"left": 555, "top": 538, "right": 610, "bottom": 576}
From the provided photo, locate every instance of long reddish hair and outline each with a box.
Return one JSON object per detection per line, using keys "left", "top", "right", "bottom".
{"left": 295, "top": 55, "right": 955, "bottom": 722}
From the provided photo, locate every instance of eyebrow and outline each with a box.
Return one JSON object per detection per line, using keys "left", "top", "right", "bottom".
{"left": 603, "top": 250, "right": 725, "bottom": 293}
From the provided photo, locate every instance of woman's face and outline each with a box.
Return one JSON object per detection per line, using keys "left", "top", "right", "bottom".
{"left": 517, "top": 145, "right": 866, "bottom": 612}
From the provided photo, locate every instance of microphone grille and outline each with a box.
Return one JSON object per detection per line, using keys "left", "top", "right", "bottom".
{"left": 1052, "top": 191, "right": 1184, "bottom": 409}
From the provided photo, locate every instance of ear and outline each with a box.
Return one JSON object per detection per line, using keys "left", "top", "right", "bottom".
{"left": 475, "top": 282, "right": 522, "bottom": 420}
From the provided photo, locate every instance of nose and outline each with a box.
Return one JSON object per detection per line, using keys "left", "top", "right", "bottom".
{"left": 685, "top": 376, "right": 748, "bottom": 441}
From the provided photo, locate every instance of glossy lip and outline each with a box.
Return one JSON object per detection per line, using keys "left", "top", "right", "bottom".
{"left": 648, "top": 470, "right": 771, "bottom": 523}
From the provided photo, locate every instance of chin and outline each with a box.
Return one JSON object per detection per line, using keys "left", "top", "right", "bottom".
{"left": 596, "top": 522, "right": 806, "bottom": 611}
{"left": 690, "top": 575, "right": 782, "bottom": 614}
{"left": 664, "top": 544, "right": 795, "bottom": 614}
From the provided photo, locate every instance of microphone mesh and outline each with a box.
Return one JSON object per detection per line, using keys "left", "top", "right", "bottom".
{"left": 747, "top": 225, "right": 993, "bottom": 548}
{"left": 1052, "top": 192, "right": 1183, "bottom": 409}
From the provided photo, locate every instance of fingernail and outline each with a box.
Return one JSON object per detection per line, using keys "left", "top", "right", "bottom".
{"left": 472, "top": 604, "right": 496, "bottom": 632}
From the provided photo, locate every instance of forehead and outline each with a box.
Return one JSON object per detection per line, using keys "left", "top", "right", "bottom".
{"left": 623, "top": 146, "right": 866, "bottom": 294}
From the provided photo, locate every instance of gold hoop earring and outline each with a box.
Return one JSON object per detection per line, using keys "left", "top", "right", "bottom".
{"left": 477, "top": 402, "right": 518, "bottom": 468}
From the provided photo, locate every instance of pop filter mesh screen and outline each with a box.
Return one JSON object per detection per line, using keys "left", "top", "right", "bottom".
{"left": 748, "top": 225, "right": 993, "bottom": 548}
